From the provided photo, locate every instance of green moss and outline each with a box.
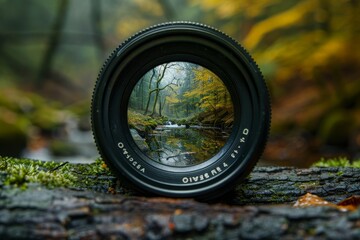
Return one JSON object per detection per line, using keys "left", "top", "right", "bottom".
{"left": 0, "top": 157, "right": 113, "bottom": 189}
{"left": 128, "top": 109, "right": 166, "bottom": 131}
{"left": 312, "top": 157, "right": 360, "bottom": 168}
{"left": 73, "top": 158, "right": 113, "bottom": 176}
{"left": 296, "top": 181, "right": 320, "bottom": 190}
{"left": 352, "top": 161, "right": 360, "bottom": 168}
{"left": 270, "top": 193, "right": 293, "bottom": 203}
{"left": 0, "top": 157, "right": 76, "bottom": 188}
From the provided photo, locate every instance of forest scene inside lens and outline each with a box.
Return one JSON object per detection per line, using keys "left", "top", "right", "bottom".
{"left": 128, "top": 62, "right": 234, "bottom": 167}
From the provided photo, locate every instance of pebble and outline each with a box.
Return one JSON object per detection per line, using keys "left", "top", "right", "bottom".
{"left": 239, "top": 215, "right": 288, "bottom": 239}
{"left": 173, "top": 214, "right": 193, "bottom": 233}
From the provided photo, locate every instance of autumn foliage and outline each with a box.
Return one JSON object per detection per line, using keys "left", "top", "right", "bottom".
{"left": 0, "top": 0, "right": 359, "bottom": 165}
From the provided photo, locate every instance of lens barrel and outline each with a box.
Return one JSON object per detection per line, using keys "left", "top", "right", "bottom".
{"left": 91, "top": 22, "right": 271, "bottom": 200}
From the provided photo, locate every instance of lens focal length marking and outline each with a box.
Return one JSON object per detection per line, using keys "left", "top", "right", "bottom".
{"left": 231, "top": 128, "right": 249, "bottom": 159}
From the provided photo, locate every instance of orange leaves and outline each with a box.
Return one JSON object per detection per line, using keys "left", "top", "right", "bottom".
{"left": 294, "top": 193, "right": 360, "bottom": 212}
{"left": 337, "top": 196, "right": 360, "bottom": 211}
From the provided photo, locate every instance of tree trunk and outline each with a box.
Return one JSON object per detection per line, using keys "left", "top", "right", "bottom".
{"left": 36, "top": 0, "right": 69, "bottom": 87}
{"left": 150, "top": 64, "right": 168, "bottom": 116}
{"left": 1, "top": 166, "right": 359, "bottom": 239}
{"left": 90, "top": 0, "right": 105, "bottom": 59}
{"left": 158, "top": 93, "right": 166, "bottom": 117}
{"left": 150, "top": 88, "right": 160, "bottom": 116}
{"left": 144, "top": 69, "right": 156, "bottom": 115}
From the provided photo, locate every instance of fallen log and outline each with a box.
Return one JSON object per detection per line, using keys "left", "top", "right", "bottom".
{"left": 0, "top": 186, "right": 359, "bottom": 239}
{"left": 228, "top": 166, "right": 360, "bottom": 205}
{"left": 0, "top": 166, "right": 359, "bottom": 239}
{"left": 72, "top": 166, "right": 360, "bottom": 205}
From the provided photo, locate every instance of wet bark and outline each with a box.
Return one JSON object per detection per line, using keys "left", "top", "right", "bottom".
{"left": 0, "top": 166, "right": 359, "bottom": 239}
{"left": 228, "top": 166, "right": 360, "bottom": 205}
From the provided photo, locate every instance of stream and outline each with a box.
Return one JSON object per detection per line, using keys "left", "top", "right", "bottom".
{"left": 132, "top": 124, "right": 230, "bottom": 167}
{"left": 21, "top": 118, "right": 99, "bottom": 163}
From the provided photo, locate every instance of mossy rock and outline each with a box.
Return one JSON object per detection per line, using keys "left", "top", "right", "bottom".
{"left": 30, "top": 106, "right": 65, "bottom": 131}
{"left": 318, "top": 110, "right": 353, "bottom": 146}
{"left": 49, "top": 140, "right": 79, "bottom": 157}
{"left": 67, "top": 100, "right": 91, "bottom": 117}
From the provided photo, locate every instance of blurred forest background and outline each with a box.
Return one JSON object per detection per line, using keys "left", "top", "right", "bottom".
{"left": 0, "top": 0, "right": 359, "bottom": 167}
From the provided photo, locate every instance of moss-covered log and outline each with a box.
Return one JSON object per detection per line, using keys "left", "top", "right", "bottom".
{"left": 1, "top": 157, "right": 359, "bottom": 204}
{"left": 1, "top": 159, "right": 360, "bottom": 239}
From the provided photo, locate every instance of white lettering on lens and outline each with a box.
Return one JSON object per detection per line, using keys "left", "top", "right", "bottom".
{"left": 181, "top": 164, "right": 229, "bottom": 184}
{"left": 118, "top": 142, "right": 145, "bottom": 173}
{"left": 182, "top": 172, "right": 210, "bottom": 184}
{"left": 231, "top": 128, "right": 250, "bottom": 159}
{"left": 243, "top": 128, "right": 249, "bottom": 135}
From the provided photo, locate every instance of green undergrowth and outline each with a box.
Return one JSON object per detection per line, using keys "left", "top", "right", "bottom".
{"left": 0, "top": 156, "right": 113, "bottom": 189}
{"left": 312, "top": 157, "right": 360, "bottom": 168}
{"left": 128, "top": 110, "right": 165, "bottom": 130}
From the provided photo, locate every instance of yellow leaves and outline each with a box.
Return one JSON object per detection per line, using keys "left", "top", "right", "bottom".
{"left": 314, "top": 38, "right": 349, "bottom": 64}
{"left": 302, "top": 37, "right": 346, "bottom": 76}
{"left": 115, "top": 0, "right": 163, "bottom": 38}
{"left": 133, "top": 0, "right": 163, "bottom": 17}
{"left": 116, "top": 18, "right": 149, "bottom": 39}
{"left": 183, "top": 66, "right": 231, "bottom": 111}
{"left": 195, "top": 0, "right": 360, "bottom": 83}
{"left": 254, "top": 30, "right": 355, "bottom": 83}
{"left": 191, "top": 0, "right": 281, "bottom": 18}
{"left": 182, "top": 89, "right": 199, "bottom": 99}
{"left": 165, "top": 95, "right": 180, "bottom": 104}
{"left": 243, "top": 1, "right": 315, "bottom": 50}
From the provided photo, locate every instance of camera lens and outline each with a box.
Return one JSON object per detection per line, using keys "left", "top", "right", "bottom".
{"left": 128, "top": 62, "right": 234, "bottom": 167}
{"left": 91, "top": 22, "right": 271, "bottom": 200}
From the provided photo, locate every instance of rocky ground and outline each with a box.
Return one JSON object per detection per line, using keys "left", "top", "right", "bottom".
{"left": 0, "top": 165, "right": 360, "bottom": 239}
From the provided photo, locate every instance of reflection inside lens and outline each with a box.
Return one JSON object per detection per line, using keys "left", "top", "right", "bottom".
{"left": 128, "top": 62, "right": 234, "bottom": 167}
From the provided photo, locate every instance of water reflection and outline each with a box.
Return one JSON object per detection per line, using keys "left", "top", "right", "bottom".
{"left": 130, "top": 123, "right": 229, "bottom": 166}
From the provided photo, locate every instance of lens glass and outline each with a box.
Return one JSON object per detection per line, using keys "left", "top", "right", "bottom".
{"left": 128, "top": 62, "right": 234, "bottom": 166}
